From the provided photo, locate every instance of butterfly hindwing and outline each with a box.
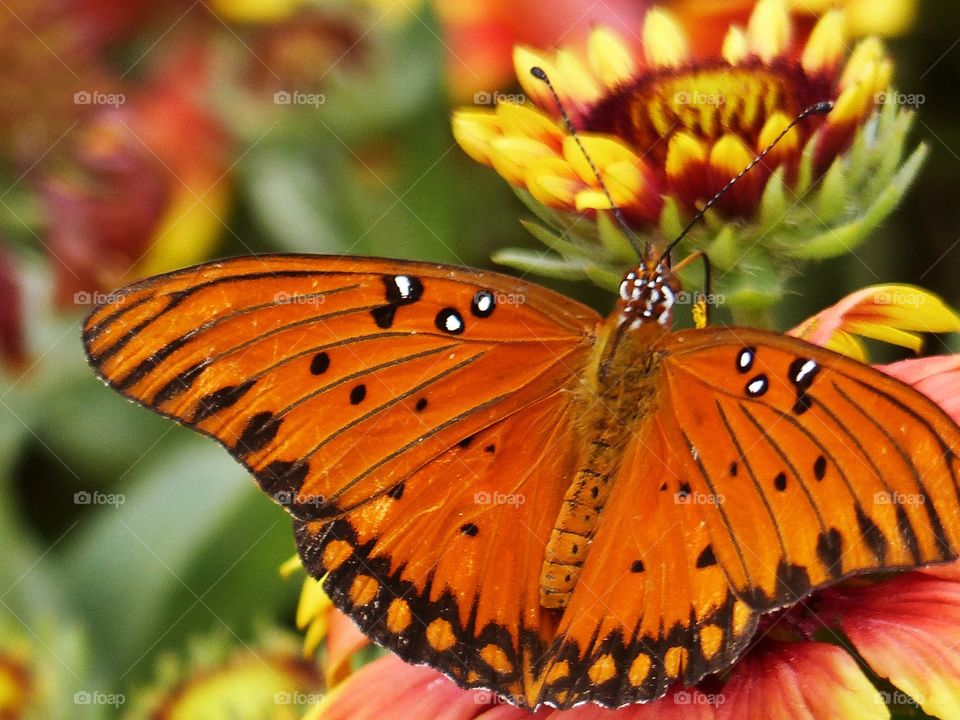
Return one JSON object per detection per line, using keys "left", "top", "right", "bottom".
{"left": 295, "top": 393, "right": 579, "bottom": 706}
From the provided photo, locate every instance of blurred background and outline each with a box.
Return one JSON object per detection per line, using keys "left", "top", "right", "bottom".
{"left": 0, "top": 0, "right": 958, "bottom": 717}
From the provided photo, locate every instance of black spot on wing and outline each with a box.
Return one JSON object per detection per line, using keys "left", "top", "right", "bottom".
{"left": 152, "top": 360, "right": 209, "bottom": 405}
{"left": 310, "top": 351, "right": 330, "bottom": 375}
{"left": 855, "top": 505, "right": 887, "bottom": 564}
{"left": 236, "top": 411, "right": 282, "bottom": 457}
{"left": 816, "top": 528, "right": 843, "bottom": 578}
{"left": 191, "top": 380, "right": 256, "bottom": 424}
{"left": 695, "top": 545, "right": 717, "bottom": 568}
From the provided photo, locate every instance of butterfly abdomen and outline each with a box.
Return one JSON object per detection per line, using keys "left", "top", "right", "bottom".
{"left": 539, "top": 318, "right": 667, "bottom": 608}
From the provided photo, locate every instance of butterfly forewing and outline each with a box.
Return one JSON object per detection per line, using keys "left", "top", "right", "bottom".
{"left": 83, "top": 255, "right": 600, "bottom": 522}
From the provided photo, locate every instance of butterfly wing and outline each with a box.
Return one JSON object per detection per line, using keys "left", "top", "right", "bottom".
{"left": 83, "top": 254, "right": 600, "bottom": 706}
{"left": 295, "top": 392, "right": 580, "bottom": 706}
{"left": 83, "top": 254, "right": 599, "bottom": 520}
{"left": 537, "top": 326, "right": 960, "bottom": 708}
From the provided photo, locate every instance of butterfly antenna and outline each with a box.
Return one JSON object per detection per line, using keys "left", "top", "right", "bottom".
{"left": 656, "top": 100, "right": 834, "bottom": 265}
{"left": 530, "top": 66, "right": 648, "bottom": 257}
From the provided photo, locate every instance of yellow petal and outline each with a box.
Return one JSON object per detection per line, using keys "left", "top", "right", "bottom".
{"left": 840, "top": 37, "right": 888, "bottom": 90}
{"left": 575, "top": 188, "right": 613, "bottom": 211}
{"left": 709, "top": 134, "right": 754, "bottom": 177}
{"left": 526, "top": 157, "right": 583, "bottom": 208}
{"left": 722, "top": 26, "right": 749, "bottom": 65}
{"left": 555, "top": 49, "right": 604, "bottom": 105}
{"left": 496, "top": 102, "right": 563, "bottom": 146}
{"left": 757, "top": 111, "right": 799, "bottom": 156}
{"left": 790, "top": 284, "right": 960, "bottom": 358}
{"left": 602, "top": 160, "right": 647, "bottom": 205}
{"left": 514, "top": 45, "right": 558, "bottom": 108}
{"left": 747, "top": 0, "right": 791, "bottom": 63}
{"left": 588, "top": 26, "right": 637, "bottom": 89}
{"left": 665, "top": 132, "right": 708, "bottom": 180}
{"left": 562, "top": 134, "right": 644, "bottom": 185}
{"left": 489, "top": 137, "right": 556, "bottom": 185}
{"left": 802, "top": 10, "right": 846, "bottom": 74}
{"left": 643, "top": 9, "right": 689, "bottom": 69}
{"left": 451, "top": 109, "right": 501, "bottom": 164}
{"left": 296, "top": 577, "right": 331, "bottom": 630}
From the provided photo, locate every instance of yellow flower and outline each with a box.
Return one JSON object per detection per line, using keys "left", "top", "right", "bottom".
{"left": 453, "top": 0, "right": 888, "bottom": 229}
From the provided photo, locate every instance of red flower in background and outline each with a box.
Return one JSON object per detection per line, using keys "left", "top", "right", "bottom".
{"left": 41, "top": 39, "right": 230, "bottom": 308}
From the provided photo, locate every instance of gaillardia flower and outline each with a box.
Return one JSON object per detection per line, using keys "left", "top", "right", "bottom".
{"left": 304, "top": 287, "right": 960, "bottom": 720}
{"left": 452, "top": 0, "right": 924, "bottom": 312}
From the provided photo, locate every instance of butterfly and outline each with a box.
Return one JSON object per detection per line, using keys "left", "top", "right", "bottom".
{"left": 82, "top": 250, "right": 960, "bottom": 709}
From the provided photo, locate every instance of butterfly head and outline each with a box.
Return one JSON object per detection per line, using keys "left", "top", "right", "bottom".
{"left": 617, "top": 257, "right": 681, "bottom": 327}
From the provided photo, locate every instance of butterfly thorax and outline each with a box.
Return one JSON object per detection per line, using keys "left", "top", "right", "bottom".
{"left": 539, "top": 261, "right": 676, "bottom": 608}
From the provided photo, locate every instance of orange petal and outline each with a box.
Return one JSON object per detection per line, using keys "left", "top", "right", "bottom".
{"left": 823, "top": 572, "right": 960, "bottom": 719}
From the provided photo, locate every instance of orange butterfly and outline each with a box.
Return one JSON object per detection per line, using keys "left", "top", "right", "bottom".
{"left": 82, "top": 250, "right": 960, "bottom": 709}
